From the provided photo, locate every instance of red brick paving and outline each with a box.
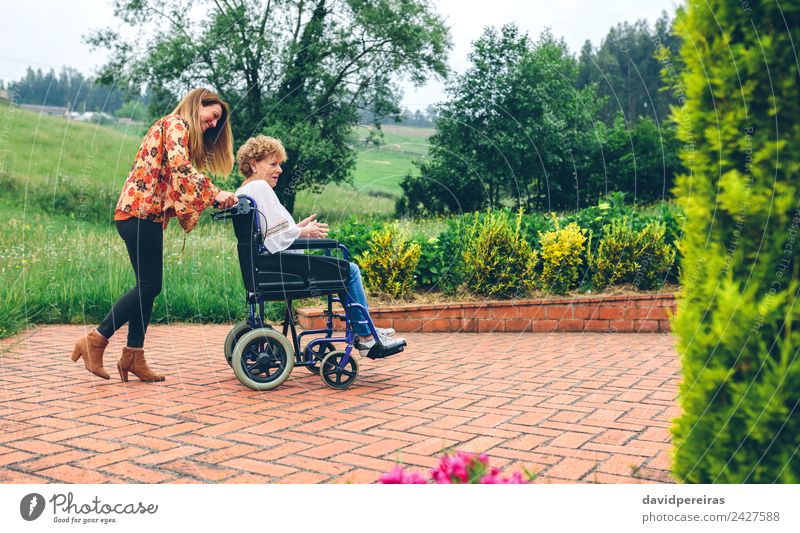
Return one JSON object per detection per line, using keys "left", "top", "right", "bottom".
{"left": 0, "top": 324, "right": 680, "bottom": 484}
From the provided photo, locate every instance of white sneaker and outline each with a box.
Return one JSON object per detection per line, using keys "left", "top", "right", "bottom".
{"left": 356, "top": 333, "right": 405, "bottom": 356}
{"left": 354, "top": 328, "right": 395, "bottom": 343}
{"left": 356, "top": 338, "right": 378, "bottom": 356}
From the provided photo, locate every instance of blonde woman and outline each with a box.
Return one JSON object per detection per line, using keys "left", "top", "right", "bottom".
{"left": 71, "top": 88, "right": 239, "bottom": 382}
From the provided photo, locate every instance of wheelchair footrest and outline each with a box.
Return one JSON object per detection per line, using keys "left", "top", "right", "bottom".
{"left": 364, "top": 339, "right": 407, "bottom": 360}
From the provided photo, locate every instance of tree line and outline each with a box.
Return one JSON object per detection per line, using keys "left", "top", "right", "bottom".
{"left": 2, "top": 66, "right": 150, "bottom": 120}
{"left": 398, "top": 11, "right": 684, "bottom": 214}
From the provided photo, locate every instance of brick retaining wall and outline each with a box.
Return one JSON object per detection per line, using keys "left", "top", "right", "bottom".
{"left": 296, "top": 293, "right": 677, "bottom": 333}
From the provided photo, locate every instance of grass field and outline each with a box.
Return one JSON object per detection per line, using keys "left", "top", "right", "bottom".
{"left": 0, "top": 194, "right": 274, "bottom": 337}
{"left": 294, "top": 126, "right": 432, "bottom": 219}
{"left": 0, "top": 103, "right": 143, "bottom": 196}
{"left": 350, "top": 124, "right": 432, "bottom": 196}
{"left": 0, "top": 192, "right": 445, "bottom": 338}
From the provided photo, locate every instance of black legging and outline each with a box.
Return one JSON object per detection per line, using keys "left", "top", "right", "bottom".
{"left": 97, "top": 217, "right": 163, "bottom": 348}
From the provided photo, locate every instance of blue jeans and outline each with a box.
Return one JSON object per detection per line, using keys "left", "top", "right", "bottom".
{"left": 346, "top": 263, "right": 371, "bottom": 336}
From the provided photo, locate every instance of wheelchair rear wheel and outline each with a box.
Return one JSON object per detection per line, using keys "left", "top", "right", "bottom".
{"left": 231, "top": 328, "right": 295, "bottom": 391}
{"left": 319, "top": 350, "right": 358, "bottom": 390}
{"left": 224, "top": 322, "right": 252, "bottom": 367}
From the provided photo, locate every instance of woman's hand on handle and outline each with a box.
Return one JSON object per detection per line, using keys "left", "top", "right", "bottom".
{"left": 214, "top": 190, "right": 238, "bottom": 209}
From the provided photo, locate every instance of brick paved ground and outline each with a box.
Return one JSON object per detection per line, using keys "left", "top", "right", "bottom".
{"left": 0, "top": 325, "right": 679, "bottom": 484}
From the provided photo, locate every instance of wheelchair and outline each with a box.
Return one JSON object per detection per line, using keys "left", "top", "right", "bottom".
{"left": 211, "top": 195, "right": 406, "bottom": 391}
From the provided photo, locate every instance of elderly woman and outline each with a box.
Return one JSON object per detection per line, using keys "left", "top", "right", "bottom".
{"left": 234, "top": 135, "right": 402, "bottom": 356}
{"left": 71, "top": 88, "right": 239, "bottom": 382}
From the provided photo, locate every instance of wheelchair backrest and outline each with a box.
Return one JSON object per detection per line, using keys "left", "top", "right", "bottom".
{"left": 228, "top": 196, "right": 262, "bottom": 244}
{"left": 228, "top": 195, "right": 266, "bottom": 293}
{"left": 213, "top": 195, "right": 350, "bottom": 296}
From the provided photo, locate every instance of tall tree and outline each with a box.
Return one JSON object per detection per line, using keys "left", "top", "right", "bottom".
{"left": 87, "top": 0, "right": 450, "bottom": 212}
{"left": 581, "top": 112, "right": 680, "bottom": 205}
{"left": 670, "top": 0, "right": 800, "bottom": 482}
{"left": 398, "top": 26, "right": 603, "bottom": 214}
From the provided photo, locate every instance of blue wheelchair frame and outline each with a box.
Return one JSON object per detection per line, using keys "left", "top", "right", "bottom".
{"left": 212, "top": 194, "right": 403, "bottom": 389}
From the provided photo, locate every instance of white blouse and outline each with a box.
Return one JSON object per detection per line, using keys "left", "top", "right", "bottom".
{"left": 235, "top": 179, "right": 302, "bottom": 254}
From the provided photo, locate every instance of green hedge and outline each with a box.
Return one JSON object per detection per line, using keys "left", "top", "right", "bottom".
{"left": 343, "top": 194, "right": 683, "bottom": 299}
{"left": 669, "top": 0, "right": 800, "bottom": 483}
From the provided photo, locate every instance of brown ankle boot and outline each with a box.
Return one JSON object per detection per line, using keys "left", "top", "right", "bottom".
{"left": 71, "top": 329, "right": 111, "bottom": 380}
{"left": 117, "top": 347, "right": 165, "bottom": 382}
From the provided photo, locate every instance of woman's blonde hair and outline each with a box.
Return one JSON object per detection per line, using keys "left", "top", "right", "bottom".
{"left": 172, "top": 88, "right": 234, "bottom": 176}
{"left": 236, "top": 135, "right": 288, "bottom": 178}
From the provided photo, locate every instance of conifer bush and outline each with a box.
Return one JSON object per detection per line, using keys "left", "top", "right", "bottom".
{"left": 670, "top": 0, "right": 800, "bottom": 482}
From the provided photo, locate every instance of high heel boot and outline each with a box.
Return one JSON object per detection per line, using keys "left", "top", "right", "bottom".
{"left": 117, "top": 347, "right": 165, "bottom": 382}
{"left": 71, "top": 329, "right": 111, "bottom": 380}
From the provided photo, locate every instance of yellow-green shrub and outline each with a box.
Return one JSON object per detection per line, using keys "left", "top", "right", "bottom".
{"left": 631, "top": 222, "right": 675, "bottom": 290}
{"left": 592, "top": 218, "right": 675, "bottom": 290}
{"left": 538, "top": 221, "right": 588, "bottom": 294}
{"left": 462, "top": 210, "right": 538, "bottom": 298}
{"left": 358, "top": 225, "right": 421, "bottom": 299}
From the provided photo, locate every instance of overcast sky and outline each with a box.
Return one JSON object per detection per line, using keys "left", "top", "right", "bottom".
{"left": 0, "top": 0, "right": 680, "bottom": 110}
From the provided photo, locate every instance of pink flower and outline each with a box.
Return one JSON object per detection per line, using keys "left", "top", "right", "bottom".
{"left": 378, "top": 465, "right": 427, "bottom": 484}
{"left": 380, "top": 451, "right": 531, "bottom": 484}
{"left": 507, "top": 471, "right": 525, "bottom": 484}
{"left": 378, "top": 466, "right": 406, "bottom": 484}
{"left": 480, "top": 469, "right": 527, "bottom": 484}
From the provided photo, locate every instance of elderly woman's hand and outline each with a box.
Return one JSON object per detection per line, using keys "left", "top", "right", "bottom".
{"left": 299, "top": 219, "right": 329, "bottom": 239}
{"left": 297, "top": 213, "right": 317, "bottom": 228}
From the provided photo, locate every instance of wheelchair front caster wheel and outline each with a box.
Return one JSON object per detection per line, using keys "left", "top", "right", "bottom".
{"left": 224, "top": 322, "right": 251, "bottom": 367}
{"left": 303, "top": 341, "right": 335, "bottom": 374}
{"left": 319, "top": 350, "right": 358, "bottom": 390}
{"left": 231, "top": 328, "right": 295, "bottom": 391}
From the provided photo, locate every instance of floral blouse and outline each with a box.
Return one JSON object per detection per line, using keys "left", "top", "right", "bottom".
{"left": 114, "top": 114, "right": 220, "bottom": 233}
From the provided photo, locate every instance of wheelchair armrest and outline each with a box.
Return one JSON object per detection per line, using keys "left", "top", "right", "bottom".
{"left": 287, "top": 239, "right": 341, "bottom": 250}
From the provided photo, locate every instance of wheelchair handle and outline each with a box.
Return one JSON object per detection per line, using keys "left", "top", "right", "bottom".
{"left": 210, "top": 194, "right": 252, "bottom": 221}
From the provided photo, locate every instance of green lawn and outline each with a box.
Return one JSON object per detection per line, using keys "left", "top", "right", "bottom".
{"left": 0, "top": 190, "right": 443, "bottom": 339}
{"left": 294, "top": 182, "right": 396, "bottom": 221}
{"left": 0, "top": 194, "right": 262, "bottom": 337}
{"left": 352, "top": 123, "right": 434, "bottom": 155}
{"left": 350, "top": 124, "right": 432, "bottom": 196}
{"left": 0, "top": 102, "right": 142, "bottom": 191}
